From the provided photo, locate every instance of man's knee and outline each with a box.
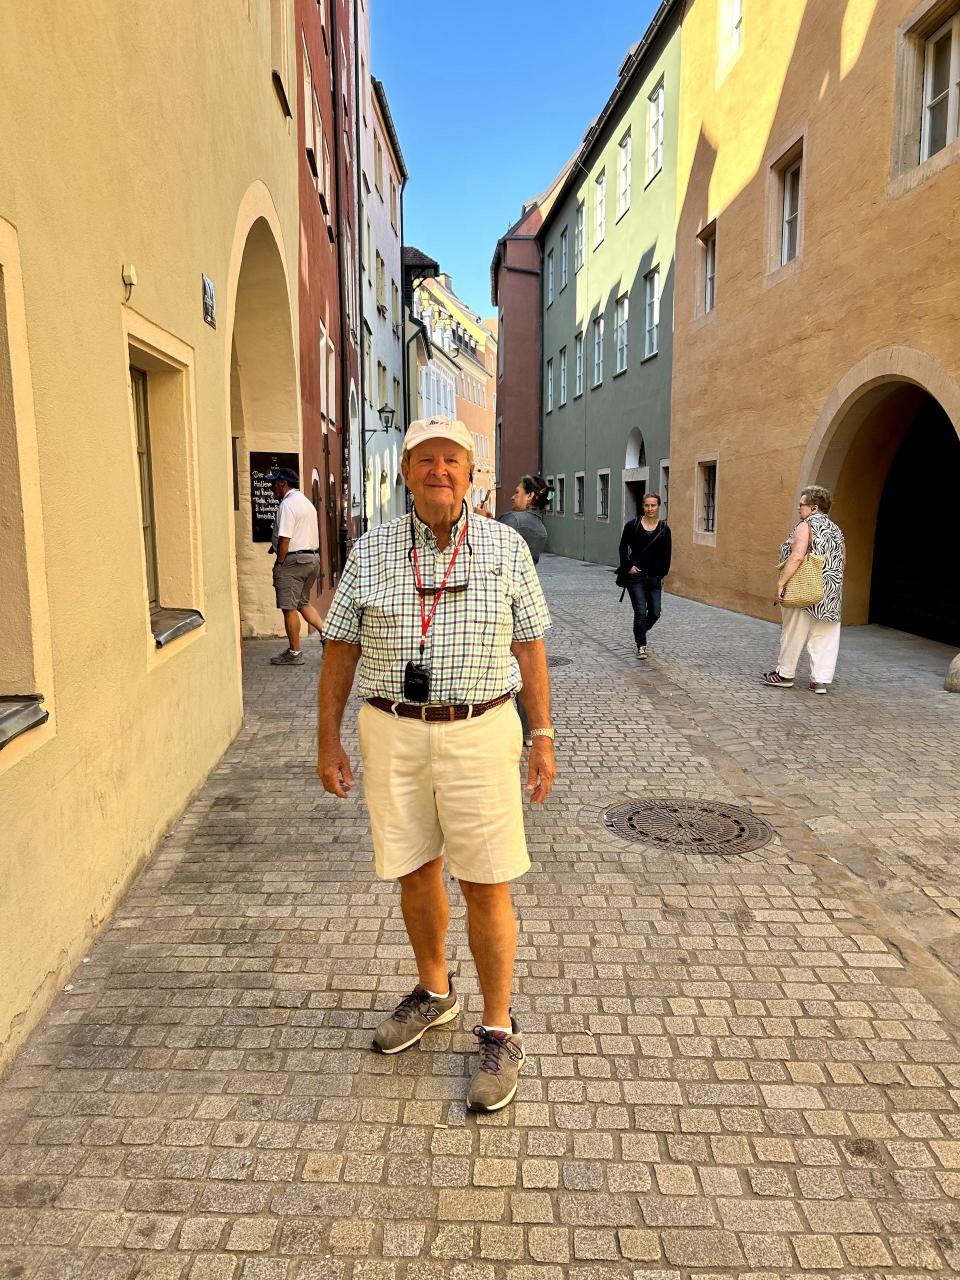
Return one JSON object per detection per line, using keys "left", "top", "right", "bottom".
{"left": 459, "top": 879, "right": 514, "bottom": 912}
{"left": 400, "top": 858, "right": 445, "bottom": 891}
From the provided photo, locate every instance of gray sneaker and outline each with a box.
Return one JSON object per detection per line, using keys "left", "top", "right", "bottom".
{"left": 467, "top": 1016, "right": 525, "bottom": 1113}
{"left": 270, "top": 648, "right": 304, "bottom": 666}
{"left": 372, "top": 979, "right": 460, "bottom": 1054}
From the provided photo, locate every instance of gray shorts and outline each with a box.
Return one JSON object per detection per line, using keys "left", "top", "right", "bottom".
{"left": 273, "top": 554, "right": 320, "bottom": 611}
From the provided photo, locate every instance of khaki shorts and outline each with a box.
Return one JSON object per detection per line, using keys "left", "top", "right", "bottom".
{"left": 273, "top": 554, "right": 319, "bottom": 610}
{"left": 357, "top": 699, "right": 530, "bottom": 884}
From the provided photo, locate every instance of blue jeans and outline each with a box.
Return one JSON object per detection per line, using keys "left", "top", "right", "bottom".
{"left": 626, "top": 574, "right": 662, "bottom": 647}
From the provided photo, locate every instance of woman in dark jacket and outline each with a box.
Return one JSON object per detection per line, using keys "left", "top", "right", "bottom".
{"left": 619, "top": 492, "right": 671, "bottom": 659}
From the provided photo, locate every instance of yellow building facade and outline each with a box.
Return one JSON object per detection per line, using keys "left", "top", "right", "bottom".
{"left": 670, "top": 0, "right": 960, "bottom": 654}
{"left": 0, "top": 2, "right": 302, "bottom": 1069}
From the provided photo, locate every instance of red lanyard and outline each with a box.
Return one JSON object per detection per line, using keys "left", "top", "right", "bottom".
{"left": 410, "top": 518, "right": 468, "bottom": 656}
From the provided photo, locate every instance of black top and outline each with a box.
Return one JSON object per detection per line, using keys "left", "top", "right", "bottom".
{"left": 618, "top": 518, "right": 672, "bottom": 578}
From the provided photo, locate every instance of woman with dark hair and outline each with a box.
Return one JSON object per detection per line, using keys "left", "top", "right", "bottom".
{"left": 478, "top": 475, "right": 550, "bottom": 744}
{"left": 497, "top": 475, "right": 550, "bottom": 564}
{"left": 619, "top": 492, "right": 671, "bottom": 659}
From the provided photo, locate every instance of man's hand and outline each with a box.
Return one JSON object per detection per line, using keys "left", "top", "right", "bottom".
{"left": 526, "top": 739, "right": 556, "bottom": 804}
{"left": 629, "top": 566, "right": 640, "bottom": 575}
{"left": 317, "top": 739, "right": 355, "bottom": 797}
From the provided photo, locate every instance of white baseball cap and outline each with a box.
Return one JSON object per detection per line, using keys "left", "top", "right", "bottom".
{"left": 402, "top": 415, "right": 474, "bottom": 458}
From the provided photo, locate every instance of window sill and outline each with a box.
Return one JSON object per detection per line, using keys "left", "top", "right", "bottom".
{"left": 150, "top": 608, "right": 205, "bottom": 649}
{"left": 597, "top": 516, "right": 610, "bottom": 523}
{"left": 641, "top": 350, "right": 659, "bottom": 364}
{"left": 591, "top": 381, "right": 603, "bottom": 391}
{"left": 0, "top": 694, "right": 49, "bottom": 751}
{"left": 693, "top": 530, "right": 717, "bottom": 548}
{"left": 764, "top": 253, "right": 802, "bottom": 288}
{"left": 614, "top": 367, "right": 628, "bottom": 378}
{"left": 644, "top": 168, "right": 661, "bottom": 191}
{"left": 889, "top": 134, "right": 960, "bottom": 199}
{"left": 616, "top": 207, "right": 630, "bottom": 224}
{"left": 574, "top": 514, "right": 584, "bottom": 520}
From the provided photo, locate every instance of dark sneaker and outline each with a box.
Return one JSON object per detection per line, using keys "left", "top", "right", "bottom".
{"left": 467, "top": 1017, "right": 525, "bottom": 1113}
{"left": 761, "top": 671, "right": 793, "bottom": 687}
{"left": 372, "top": 979, "right": 459, "bottom": 1054}
{"left": 270, "top": 648, "right": 304, "bottom": 666}
{"left": 810, "top": 682, "right": 828, "bottom": 695}
{"left": 637, "top": 645, "right": 648, "bottom": 659}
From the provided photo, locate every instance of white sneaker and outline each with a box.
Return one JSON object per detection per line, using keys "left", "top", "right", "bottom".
{"left": 637, "top": 645, "right": 648, "bottom": 660}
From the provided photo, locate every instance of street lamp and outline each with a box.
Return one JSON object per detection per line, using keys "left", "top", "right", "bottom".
{"left": 364, "top": 404, "right": 396, "bottom": 442}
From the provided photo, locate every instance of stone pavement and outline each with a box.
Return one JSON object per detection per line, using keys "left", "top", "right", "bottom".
{"left": 2, "top": 553, "right": 960, "bottom": 1280}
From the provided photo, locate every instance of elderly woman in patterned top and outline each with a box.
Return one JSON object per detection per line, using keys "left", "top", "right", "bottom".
{"left": 762, "top": 485, "right": 846, "bottom": 695}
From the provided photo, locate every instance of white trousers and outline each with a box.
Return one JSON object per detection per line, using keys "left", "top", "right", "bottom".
{"left": 776, "top": 609, "right": 841, "bottom": 684}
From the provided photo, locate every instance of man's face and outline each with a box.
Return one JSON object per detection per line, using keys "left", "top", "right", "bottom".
{"left": 402, "top": 440, "right": 472, "bottom": 511}
{"left": 272, "top": 479, "right": 287, "bottom": 500}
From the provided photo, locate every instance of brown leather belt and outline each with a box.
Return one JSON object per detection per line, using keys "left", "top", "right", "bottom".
{"left": 366, "top": 694, "right": 511, "bottom": 722}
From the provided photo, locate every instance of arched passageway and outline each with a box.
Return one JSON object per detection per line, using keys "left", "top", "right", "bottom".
{"left": 810, "top": 365, "right": 960, "bottom": 646}
{"left": 229, "top": 217, "right": 299, "bottom": 638}
{"left": 621, "top": 428, "right": 648, "bottom": 524}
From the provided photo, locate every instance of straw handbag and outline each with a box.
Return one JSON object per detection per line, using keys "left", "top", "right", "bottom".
{"left": 781, "top": 553, "right": 826, "bottom": 608}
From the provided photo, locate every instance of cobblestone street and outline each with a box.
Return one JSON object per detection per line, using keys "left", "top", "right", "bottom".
{"left": 3, "top": 553, "right": 960, "bottom": 1279}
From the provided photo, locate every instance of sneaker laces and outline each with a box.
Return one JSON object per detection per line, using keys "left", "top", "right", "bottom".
{"left": 473, "top": 1025, "right": 522, "bottom": 1074}
{"left": 391, "top": 986, "right": 429, "bottom": 1025}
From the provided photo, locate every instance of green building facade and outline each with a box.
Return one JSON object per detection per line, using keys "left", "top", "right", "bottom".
{"left": 540, "top": 5, "right": 681, "bottom": 566}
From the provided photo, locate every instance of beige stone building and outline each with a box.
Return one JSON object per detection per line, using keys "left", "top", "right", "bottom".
{"left": 0, "top": 2, "right": 304, "bottom": 1068}
{"left": 670, "top": 0, "right": 960, "bottom": 657}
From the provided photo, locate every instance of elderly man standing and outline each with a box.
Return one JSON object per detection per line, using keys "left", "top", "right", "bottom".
{"left": 317, "top": 416, "right": 556, "bottom": 1113}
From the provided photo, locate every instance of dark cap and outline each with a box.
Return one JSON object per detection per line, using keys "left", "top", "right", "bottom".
{"left": 265, "top": 467, "right": 299, "bottom": 487}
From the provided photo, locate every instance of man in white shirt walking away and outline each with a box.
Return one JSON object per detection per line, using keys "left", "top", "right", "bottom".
{"left": 265, "top": 467, "right": 325, "bottom": 666}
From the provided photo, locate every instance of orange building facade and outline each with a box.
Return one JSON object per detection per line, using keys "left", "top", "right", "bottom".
{"left": 669, "top": 0, "right": 960, "bottom": 656}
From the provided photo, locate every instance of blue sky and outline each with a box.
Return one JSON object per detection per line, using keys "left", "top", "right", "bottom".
{"left": 371, "top": 0, "right": 661, "bottom": 319}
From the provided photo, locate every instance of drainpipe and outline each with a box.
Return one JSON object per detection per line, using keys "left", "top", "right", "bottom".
{"left": 329, "top": 0, "right": 351, "bottom": 559}
{"left": 353, "top": 0, "right": 369, "bottom": 533}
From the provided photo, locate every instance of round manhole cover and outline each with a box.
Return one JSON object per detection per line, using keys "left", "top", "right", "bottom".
{"left": 548, "top": 655, "right": 572, "bottom": 668}
{"left": 602, "top": 798, "right": 774, "bottom": 856}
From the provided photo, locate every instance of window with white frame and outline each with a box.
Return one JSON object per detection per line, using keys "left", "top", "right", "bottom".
{"left": 779, "top": 152, "right": 802, "bottom": 265}
{"left": 597, "top": 470, "right": 610, "bottom": 521}
{"left": 560, "top": 226, "right": 569, "bottom": 289}
{"left": 618, "top": 132, "right": 632, "bottom": 217}
{"left": 697, "top": 459, "right": 718, "bottom": 535}
{"left": 574, "top": 471, "right": 585, "bottom": 517}
{"left": 555, "top": 474, "right": 566, "bottom": 515}
{"left": 546, "top": 358, "right": 554, "bottom": 412}
{"left": 647, "top": 80, "right": 665, "bottom": 182}
{"left": 595, "top": 171, "right": 606, "bottom": 245}
{"left": 659, "top": 460, "right": 670, "bottom": 521}
{"left": 559, "top": 345, "right": 567, "bottom": 404}
{"left": 643, "top": 268, "right": 660, "bottom": 358}
{"left": 545, "top": 476, "right": 555, "bottom": 514}
{"left": 575, "top": 202, "right": 585, "bottom": 269}
{"left": 922, "top": 13, "right": 960, "bottom": 160}
{"left": 374, "top": 135, "right": 384, "bottom": 193}
{"left": 592, "top": 315, "right": 604, "bottom": 385}
{"left": 700, "top": 223, "right": 717, "bottom": 312}
{"left": 574, "top": 331, "right": 584, "bottom": 396}
{"left": 546, "top": 248, "right": 555, "bottom": 306}
{"left": 615, "top": 295, "right": 629, "bottom": 373}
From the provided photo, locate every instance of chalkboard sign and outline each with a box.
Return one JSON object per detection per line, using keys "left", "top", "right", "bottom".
{"left": 249, "top": 450, "right": 299, "bottom": 542}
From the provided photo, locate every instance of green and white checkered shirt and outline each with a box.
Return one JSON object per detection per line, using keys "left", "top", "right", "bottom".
{"left": 325, "top": 504, "right": 551, "bottom": 704}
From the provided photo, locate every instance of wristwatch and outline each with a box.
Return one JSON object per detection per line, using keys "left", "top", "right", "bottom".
{"left": 530, "top": 727, "right": 556, "bottom": 741}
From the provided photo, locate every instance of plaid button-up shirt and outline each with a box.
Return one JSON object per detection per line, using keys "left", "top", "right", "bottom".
{"left": 325, "top": 504, "right": 551, "bottom": 704}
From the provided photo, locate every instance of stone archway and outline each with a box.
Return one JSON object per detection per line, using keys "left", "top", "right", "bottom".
{"left": 802, "top": 347, "right": 960, "bottom": 662}
{"left": 228, "top": 214, "right": 299, "bottom": 638}
{"left": 621, "top": 427, "right": 649, "bottom": 526}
